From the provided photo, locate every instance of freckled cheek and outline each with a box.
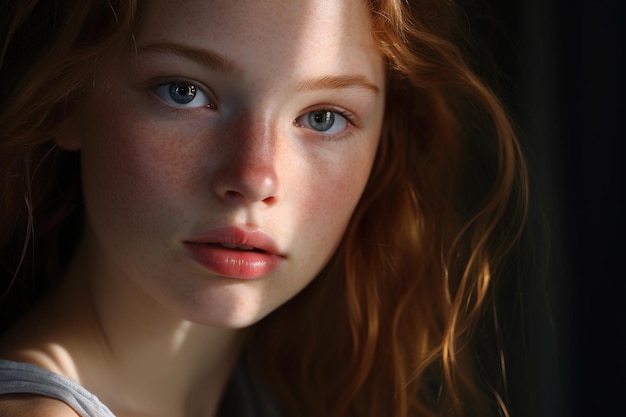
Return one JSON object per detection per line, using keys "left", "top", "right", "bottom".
{"left": 80, "top": 111, "right": 197, "bottom": 233}
{"left": 296, "top": 152, "right": 374, "bottom": 252}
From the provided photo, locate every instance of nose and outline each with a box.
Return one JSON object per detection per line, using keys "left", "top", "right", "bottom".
{"left": 211, "top": 117, "right": 281, "bottom": 206}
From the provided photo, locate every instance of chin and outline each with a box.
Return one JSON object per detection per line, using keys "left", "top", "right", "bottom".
{"left": 173, "top": 294, "right": 278, "bottom": 330}
{"left": 189, "top": 311, "right": 270, "bottom": 330}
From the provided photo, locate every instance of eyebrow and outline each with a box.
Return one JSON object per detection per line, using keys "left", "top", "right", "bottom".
{"left": 296, "top": 75, "right": 379, "bottom": 95}
{"left": 136, "top": 43, "right": 379, "bottom": 95}
{"left": 137, "top": 43, "right": 243, "bottom": 76}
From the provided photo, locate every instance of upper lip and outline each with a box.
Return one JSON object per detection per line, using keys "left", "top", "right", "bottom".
{"left": 184, "top": 226, "right": 284, "bottom": 256}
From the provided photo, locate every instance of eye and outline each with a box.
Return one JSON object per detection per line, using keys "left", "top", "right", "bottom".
{"left": 295, "top": 110, "right": 349, "bottom": 134}
{"left": 154, "top": 81, "right": 214, "bottom": 108}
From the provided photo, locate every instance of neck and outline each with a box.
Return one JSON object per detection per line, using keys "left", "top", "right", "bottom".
{"left": 3, "top": 237, "right": 247, "bottom": 417}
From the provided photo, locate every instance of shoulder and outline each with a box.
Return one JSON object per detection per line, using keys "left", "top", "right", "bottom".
{"left": 0, "top": 394, "right": 80, "bottom": 417}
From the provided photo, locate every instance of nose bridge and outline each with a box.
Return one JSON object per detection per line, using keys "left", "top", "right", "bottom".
{"left": 211, "top": 112, "right": 280, "bottom": 205}
{"left": 239, "top": 113, "right": 276, "bottom": 165}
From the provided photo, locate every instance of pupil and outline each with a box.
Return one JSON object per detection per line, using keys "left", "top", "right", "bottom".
{"left": 170, "top": 83, "right": 196, "bottom": 104}
{"left": 309, "top": 111, "right": 334, "bottom": 131}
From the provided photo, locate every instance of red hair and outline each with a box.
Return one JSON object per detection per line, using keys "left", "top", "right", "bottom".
{"left": 0, "top": 0, "right": 139, "bottom": 323}
{"left": 251, "top": 1, "right": 527, "bottom": 416}
{"left": 1, "top": 1, "right": 528, "bottom": 416}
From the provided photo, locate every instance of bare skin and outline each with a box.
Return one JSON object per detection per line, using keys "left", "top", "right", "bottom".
{"left": 0, "top": 0, "right": 385, "bottom": 416}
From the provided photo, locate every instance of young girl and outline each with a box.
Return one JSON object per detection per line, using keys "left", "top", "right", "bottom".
{"left": 0, "top": 0, "right": 528, "bottom": 416}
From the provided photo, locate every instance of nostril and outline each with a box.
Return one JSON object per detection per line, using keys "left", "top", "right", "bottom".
{"left": 262, "top": 196, "right": 277, "bottom": 205}
{"left": 224, "top": 190, "right": 244, "bottom": 200}
{"left": 221, "top": 190, "right": 276, "bottom": 205}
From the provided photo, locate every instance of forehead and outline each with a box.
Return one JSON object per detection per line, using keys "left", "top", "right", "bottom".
{"left": 136, "top": 0, "right": 383, "bottom": 82}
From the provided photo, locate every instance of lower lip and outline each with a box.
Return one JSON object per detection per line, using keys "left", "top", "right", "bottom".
{"left": 184, "top": 243, "right": 284, "bottom": 279}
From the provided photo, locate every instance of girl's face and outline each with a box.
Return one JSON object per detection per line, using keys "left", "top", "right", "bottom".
{"left": 61, "top": 0, "right": 385, "bottom": 327}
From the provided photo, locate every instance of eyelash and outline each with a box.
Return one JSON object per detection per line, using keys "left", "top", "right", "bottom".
{"left": 148, "top": 78, "right": 358, "bottom": 140}
{"left": 294, "top": 107, "right": 357, "bottom": 140}
{"left": 150, "top": 77, "right": 217, "bottom": 113}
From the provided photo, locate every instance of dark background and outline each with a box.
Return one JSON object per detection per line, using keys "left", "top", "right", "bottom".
{"left": 461, "top": 0, "right": 623, "bottom": 416}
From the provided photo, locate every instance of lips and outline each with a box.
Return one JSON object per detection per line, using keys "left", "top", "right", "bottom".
{"left": 183, "top": 226, "right": 285, "bottom": 279}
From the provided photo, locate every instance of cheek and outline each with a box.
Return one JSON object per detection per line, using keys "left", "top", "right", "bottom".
{"left": 294, "top": 147, "right": 376, "bottom": 258}
{"left": 78, "top": 101, "right": 195, "bottom": 235}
